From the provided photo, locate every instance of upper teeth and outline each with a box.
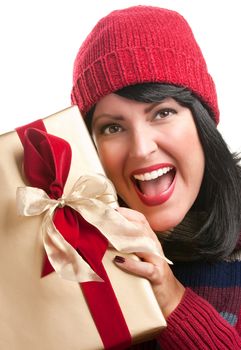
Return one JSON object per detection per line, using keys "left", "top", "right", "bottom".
{"left": 133, "top": 167, "right": 173, "bottom": 181}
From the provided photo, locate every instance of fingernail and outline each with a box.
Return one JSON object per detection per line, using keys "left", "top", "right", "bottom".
{"left": 163, "top": 256, "right": 173, "bottom": 265}
{"left": 114, "top": 255, "right": 125, "bottom": 263}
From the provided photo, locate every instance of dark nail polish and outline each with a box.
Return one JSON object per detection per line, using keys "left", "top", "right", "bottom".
{"left": 114, "top": 255, "right": 125, "bottom": 263}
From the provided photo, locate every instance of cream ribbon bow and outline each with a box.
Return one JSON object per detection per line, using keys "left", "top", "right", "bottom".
{"left": 17, "top": 174, "right": 168, "bottom": 283}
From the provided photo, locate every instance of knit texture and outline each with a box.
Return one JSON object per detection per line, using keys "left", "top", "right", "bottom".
{"left": 71, "top": 5, "right": 219, "bottom": 123}
{"left": 158, "top": 249, "right": 241, "bottom": 349}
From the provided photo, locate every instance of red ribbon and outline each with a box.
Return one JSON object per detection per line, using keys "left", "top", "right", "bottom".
{"left": 16, "top": 120, "right": 132, "bottom": 349}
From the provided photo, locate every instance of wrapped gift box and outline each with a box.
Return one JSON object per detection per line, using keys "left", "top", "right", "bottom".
{"left": 0, "top": 106, "right": 166, "bottom": 350}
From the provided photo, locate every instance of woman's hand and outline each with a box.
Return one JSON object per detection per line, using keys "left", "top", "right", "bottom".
{"left": 114, "top": 207, "right": 185, "bottom": 319}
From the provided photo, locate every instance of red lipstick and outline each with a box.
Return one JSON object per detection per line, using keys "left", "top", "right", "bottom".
{"left": 131, "top": 164, "right": 176, "bottom": 206}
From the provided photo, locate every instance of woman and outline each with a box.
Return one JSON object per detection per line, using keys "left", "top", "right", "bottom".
{"left": 71, "top": 5, "right": 241, "bottom": 349}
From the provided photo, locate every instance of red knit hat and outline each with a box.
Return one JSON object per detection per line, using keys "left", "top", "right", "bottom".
{"left": 71, "top": 5, "right": 219, "bottom": 123}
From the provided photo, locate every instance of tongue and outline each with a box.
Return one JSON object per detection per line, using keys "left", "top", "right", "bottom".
{"left": 139, "top": 172, "right": 173, "bottom": 196}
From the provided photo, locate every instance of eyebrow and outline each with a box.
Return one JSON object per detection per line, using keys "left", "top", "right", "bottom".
{"left": 92, "top": 114, "right": 124, "bottom": 127}
{"left": 144, "top": 102, "right": 161, "bottom": 113}
{"left": 93, "top": 101, "right": 164, "bottom": 126}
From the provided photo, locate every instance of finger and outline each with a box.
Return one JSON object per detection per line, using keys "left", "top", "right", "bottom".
{"left": 136, "top": 251, "right": 173, "bottom": 265}
{"left": 113, "top": 255, "right": 163, "bottom": 284}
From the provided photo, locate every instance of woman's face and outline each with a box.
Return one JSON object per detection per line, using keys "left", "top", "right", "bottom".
{"left": 92, "top": 93, "right": 205, "bottom": 232}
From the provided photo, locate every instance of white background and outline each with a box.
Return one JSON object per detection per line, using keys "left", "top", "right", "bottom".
{"left": 0, "top": 0, "right": 240, "bottom": 152}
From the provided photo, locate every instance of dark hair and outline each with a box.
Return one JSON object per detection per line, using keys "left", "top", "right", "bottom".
{"left": 86, "top": 83, "right": 241, "bottom": 261}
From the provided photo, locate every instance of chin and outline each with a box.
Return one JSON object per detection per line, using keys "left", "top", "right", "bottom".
{"left": 144, "top": 209, "right": 187, "bottom": 233}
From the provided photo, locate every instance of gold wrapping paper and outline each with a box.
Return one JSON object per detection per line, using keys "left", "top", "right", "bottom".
{"left": 0, "top": 106, "right": 166, "bottom": 350}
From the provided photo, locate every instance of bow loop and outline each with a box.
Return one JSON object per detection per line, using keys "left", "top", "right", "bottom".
{"left": 69, "top": 174, "right": 118, "bottom": 207}
{"left": 23, "top": 128, "right": 71, "bottom": 198}
{"left": 16, "top": 186, "right": 57, "bottom": 216}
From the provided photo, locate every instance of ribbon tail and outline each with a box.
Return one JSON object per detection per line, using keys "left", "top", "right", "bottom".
{"left": 42, "top": 214, "right": 103, "bottom": 282}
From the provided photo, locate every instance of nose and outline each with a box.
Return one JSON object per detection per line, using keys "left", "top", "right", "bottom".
{"left": 129, "top": 128, "right": 158, "bottom": 159}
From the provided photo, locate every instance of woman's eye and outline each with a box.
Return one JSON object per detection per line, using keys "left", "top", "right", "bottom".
{"left": 101, "top": 124, "right": 123, "bottom": 135}
{"left": 154, "top": 108, "right": 176, "bottom": 119}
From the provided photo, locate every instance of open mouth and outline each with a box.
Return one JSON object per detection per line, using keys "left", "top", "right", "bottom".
{"left": 131, "top": 166, "right": 176, "bottom": 206}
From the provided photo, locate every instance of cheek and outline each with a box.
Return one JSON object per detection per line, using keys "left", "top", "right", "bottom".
{"left": 185, "top": 128, "right": 205, "bottom": 175}
{"left": 178, "top": 127, "right": 205, "bottom": 198}
{"left": 172, "top": 118, "right": 204, "bottom": 167}
{"left": 167, "top": 119, "right": 205, "bottom": 194}
{"left": 96, "top": 142, "right": 124, "bottom": 180}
